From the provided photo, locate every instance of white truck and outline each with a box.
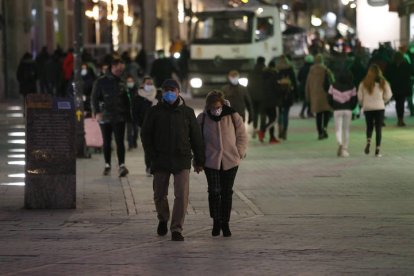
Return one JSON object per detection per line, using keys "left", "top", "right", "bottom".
{"left": 188, "top": 5, "right": 283, "bottom": 96}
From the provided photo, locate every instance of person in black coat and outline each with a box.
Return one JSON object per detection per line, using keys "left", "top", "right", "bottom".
{"left": 141, "top": 79, "right": 205, "bottom": 241}
{"left": 17, "top": 52, "right": 37, "bottom": 97}
{"left": 298, "top": 55, "right": 314, "bottom": 118}
{"left": 247, "top": 56, "right": 266, "bottom": 137}
{"left": 91, "top": 55, "right": 130, "bottom": 177}
{"left": 150, "top": 50, "right": 178, "bottom": 88}
{"left": 385, "top": 51, "right": 412, "bottom": 126}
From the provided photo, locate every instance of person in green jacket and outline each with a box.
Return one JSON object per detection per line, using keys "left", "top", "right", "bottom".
{"left": 141, "top": 79, "right": 205, "bottom": 241}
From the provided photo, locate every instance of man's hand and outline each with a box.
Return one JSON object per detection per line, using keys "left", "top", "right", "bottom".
{"left": 93, "top": 112, "right": 103, "bottom": 122}
{"left": 193, "top": 165, "right": 204, "bottom": 174}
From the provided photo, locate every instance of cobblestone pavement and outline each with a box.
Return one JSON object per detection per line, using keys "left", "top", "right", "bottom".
{"left": 1, "top": 99, "right": 414, "bottom": 275}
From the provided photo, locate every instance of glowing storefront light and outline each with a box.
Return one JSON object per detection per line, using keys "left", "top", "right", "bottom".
{"left": 356, "top": 0, "right": 400, "bottom": 49}
{"left": 85, "top": 0, "right": 134, "bottom": 49}
{"left": 8, "top": 132, "right": 25, "bottom": 137}
{"left": 7, "top": 154, "right": 25, "bottom": 158}
{"left": 8, "top": 174, "right": 26, "bottom": 178}
{"left": 7, "top": 161, "right": 26, "bottom": 166}
{"left": 8, "top": 140, "right": 26, "bottom": 144}
{"left": 9, "top": 149, "right": 25, "bottom": 153}
{"left": 0, "top": 182, "right": 25, "bottom": 186}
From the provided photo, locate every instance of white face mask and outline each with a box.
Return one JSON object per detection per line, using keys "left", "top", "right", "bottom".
{"left": 81, "top": 69, "right": 88, "bottom": 76}
{"left": 144, "top": 84, "right": 154, "bottom": 92}
{"left": 212, "top": 107, "right": 223, "bottom": 116}
{"left": 127, "top": 82, "right": 135, "bottom": 89}
{"left": 229, "top": 77, "right": 239, "bottom": 85}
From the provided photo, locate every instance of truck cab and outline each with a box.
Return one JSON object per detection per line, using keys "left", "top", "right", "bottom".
{"left": 188, "top": 6, "right": 283, "bottom": 97}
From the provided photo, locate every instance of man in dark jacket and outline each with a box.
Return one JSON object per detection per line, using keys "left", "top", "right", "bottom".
{"left": 141, "top": 79, "right": 205, "bottom": 241}
{"left": 91, "top": 55, "right": 130, "bottom": 177}
{"left": 247, "top": 56, "right": 266, "bottom": 137}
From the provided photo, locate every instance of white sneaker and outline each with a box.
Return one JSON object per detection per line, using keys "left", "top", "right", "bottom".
{"left": 342, "top": 150, "right": 350, "bottom": 157}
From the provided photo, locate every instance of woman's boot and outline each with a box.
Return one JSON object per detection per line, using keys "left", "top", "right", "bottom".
{"left": 212, "top": 220, "right": 221, "bottom": 236}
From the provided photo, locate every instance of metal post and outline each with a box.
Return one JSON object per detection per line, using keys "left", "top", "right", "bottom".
{"left": 1, "top": 0, "right": 8, "bottom": 99}
{"left": 74, "top": 0, "right": 89, "bottom": 158}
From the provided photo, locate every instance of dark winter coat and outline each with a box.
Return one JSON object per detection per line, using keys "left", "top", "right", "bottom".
{"left": 140, "top": 97, "right": 205, "bottom": 174}
{"left": 16, "top": 57, "right": 37, "bottom": 96}
{"left": 221, "top": 83, "right": 252, "bottom": 120}
{"left": 386, "top": 61, "right": 412, "bottom": 98}
{"left": 247, "top": 64, "right": 266, "bottom": 102}
{"left": 91, "top": 73, "right": 131, "bottom": 123}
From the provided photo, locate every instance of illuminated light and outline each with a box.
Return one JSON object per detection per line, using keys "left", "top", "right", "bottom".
{"left": 190, "top": 78, "right": 203, "bottom": 88}
{"left": 174, "top": 52, "right": 181, "bottom": 59}
{"left": 256, "top": 8, "right": 264, "bottom": 15}
{"left": 112, "top": 22, "right": 120, "bottom": 51}
{"left": 241, "top": 0, "right": 248, "bottom": 3}
{"left": 8, "top": 140, "right": 26, "bottom": 144}
{"left": 7, "top": 154, "right": 25, "bottom": 158}
{"left": 8, "top": 174, "right": 26, "bottom": 178}
{"left": 92, "top": 0, "right": 99, "bottom": 2}
{"left": 243, "top": 16, "right": 248, "bottom": 23}
{"left": 311, "top": 15, "right": 322, "bottom": 27}
{"left": 12, "top": 125, "right": 25, "bottom": 129}
{"left": 31, "top": 9, "right": 37, "bottom": 17}
{"left": 282, "top": 4, "right": 289, "bottom": 10}
{"left": 350, "top": 3, "right": 356, "bottom": 8}
{"left": 178, "top": 0, "right": 185, "bottom": 23}
{"left": 0, "top": 182, "right": 25, "bottom": 186}
{"left": 85, "top": 5, "right": 100, "bottom": 21}
{"left": 7, "top": 106, "right": 22, "bottom": 111}
{"left": 9, "top": 149, "right": 25, "bottom": 153}
{"left": 7, "top": 113, "right": 23, "bottom": 118}
{"left": 239, "top": 78, "right": 248, "bottom": 87}
{"left": 8, "top": 132, "right": 25, "bottom": 137}
{"left": 341, "top": 0, "right": 350, "bottom": 5}
{"left": 7, "top": 161, "right": 26, "bottom": 166}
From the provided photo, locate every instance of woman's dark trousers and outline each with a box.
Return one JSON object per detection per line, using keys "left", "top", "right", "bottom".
{"left": 204, "top": 166, "right": 238, "bottom": 223}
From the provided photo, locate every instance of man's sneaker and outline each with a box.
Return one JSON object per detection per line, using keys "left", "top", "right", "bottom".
{"left": 171, "top": 231, "right": 184, "bottom": 241}
{"left": 157, "top": 221, "right": 168, "bottom": 236}
{"left": 375, "top": 148, "right": 382, "bottom": 158}
{"left": 364, "top": 143, "right": 370, "bottom": 155}
{"left": 118, "top": 166, "right": 129, "bottom": 177}
{"left": 342, "top": 150, "right": 350, "bottom": 157}
{"left": 269, "top": 137, "right": 280, "bottom": 144}
{"left": 103, "top": 164, "right": 111, "bottom": 176}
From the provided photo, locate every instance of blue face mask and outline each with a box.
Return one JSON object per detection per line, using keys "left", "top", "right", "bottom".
{"left": 163, "top": 91, "right": 177, "bottom": 103}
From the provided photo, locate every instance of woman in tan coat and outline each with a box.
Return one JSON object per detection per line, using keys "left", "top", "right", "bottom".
{"left": 197, "top": 90, "right": 248, "bottom": 237}
{"left": 305, "top": 54, "right": 334, "bottom": 140}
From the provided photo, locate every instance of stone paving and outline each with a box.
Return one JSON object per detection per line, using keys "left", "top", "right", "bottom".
{"left": 1, "top": 99, "right": 414, "bottom": 275}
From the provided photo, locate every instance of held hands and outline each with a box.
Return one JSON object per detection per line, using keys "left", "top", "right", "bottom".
{"left": 193, "top": 165, "right": 204, "bottom": 174}
{"left": 93, "top": 112, "right": 103, "bottom": 122}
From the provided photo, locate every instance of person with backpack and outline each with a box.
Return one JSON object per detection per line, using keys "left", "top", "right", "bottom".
{"left": 328, "top": 69, "right": 358, "bottom": 157}
{"left": 196, "top": 90, "right": 248, "bottom": 237}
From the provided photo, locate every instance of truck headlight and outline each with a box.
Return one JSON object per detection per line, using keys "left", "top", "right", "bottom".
{"left": 190, "top": 78, "right": 203, "bottom": 88}
{"left": 239, "top": 77, "right": 248, "bottom": 87}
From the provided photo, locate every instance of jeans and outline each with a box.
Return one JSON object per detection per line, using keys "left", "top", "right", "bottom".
{"left": 316, "top": 111, "right": 331, "bottom": 135}
{"left": 99, "top": 121, "right": 126, "bottom": 166}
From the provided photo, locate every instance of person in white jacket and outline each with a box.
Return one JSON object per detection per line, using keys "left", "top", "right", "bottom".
{"left": 197, "top": 90, "right": 248, "bottom": 237}
{"left": 357, "top": 64, "right": 392, "bottom": 157}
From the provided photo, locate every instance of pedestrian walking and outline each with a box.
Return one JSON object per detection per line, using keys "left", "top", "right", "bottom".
{"left": 259, "top": 61, "right": 280, "bottom": 144}
{"left": 196, "top": 90, "right": 247, "bottom": 237}
{"left": 385, "top": 51, "right": 412, "bottom": 127}
{"left": 305, "top": 54, "right": 334, "bottom": 140}
{"left": 125, "top": 75, "right": 139, "bottom": 150}
{"left": 150, "top": 50, "right": 178, "bottom": 88}
{"left": 247, "top": 56, "right": 266, "bottom": 138}
{"left": 141, "top": 79, "right": 205, "bottom": 241}
{"left": 91, "top": 55, "right": 130, "bottom": 177}
{"left": 275, "top": 55, "right": 297, "bottom": 140}
{"left": 298, "top": 55, "right": 314, "bottom": 118}
{"left": 327, "top": 69, "right": 358, "bottom": 157}
{"left": 221, "top": 70, "right": 253, "bottom": 122}
{"left": 358, "top": 64, "right": 392, "bottom": 157}
{"left": 134, "top": 76, "right": 158, "bottom": 176}
{"left": 16, "top": 52, "right": 37, "bottom": 97}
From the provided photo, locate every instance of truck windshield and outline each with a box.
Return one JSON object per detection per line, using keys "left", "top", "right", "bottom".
{"left": 193, "top": 12, "right": 253, "bottom": 44}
